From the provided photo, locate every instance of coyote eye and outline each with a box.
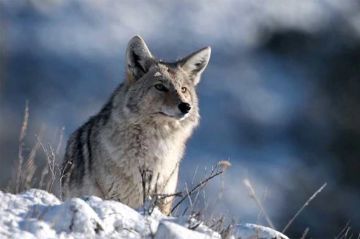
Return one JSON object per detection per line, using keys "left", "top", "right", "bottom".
{"left": 181, "top": 87, "right": 187, "bottom": 93}
{"left": 154, "top": 83, "right": 168, "bottom": 92}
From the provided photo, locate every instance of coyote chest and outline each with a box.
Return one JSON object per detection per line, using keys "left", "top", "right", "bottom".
{"left": 101, "top": 124, "right": 186, "bottom": 207}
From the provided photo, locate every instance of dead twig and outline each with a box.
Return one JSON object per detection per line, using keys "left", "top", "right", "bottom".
{"left": 171, "top": 166, "right": 225, "bottom": 214}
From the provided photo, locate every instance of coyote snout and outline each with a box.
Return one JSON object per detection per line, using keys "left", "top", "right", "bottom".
{"left": 62, "top": 35, "right": 211, "bottom": 215}
{"left": 178, "top": 102, "right": 191, "bottom": 114}
{"left": 158, "top": 91, "right": 192, "bottom": 120}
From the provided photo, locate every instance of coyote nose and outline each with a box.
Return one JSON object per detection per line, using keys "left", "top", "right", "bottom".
{"left": 178, "top": 102, "right": 191, "bottom": 114}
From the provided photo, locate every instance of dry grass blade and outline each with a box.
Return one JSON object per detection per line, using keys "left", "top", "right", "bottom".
{"left": 206, "top": 215, "right": 226, "bottom": 233}
{"left": 36, "top": 135, "right": 62, "bottom": 193}
{"left": 282, "top": 182, "right": 327, "bottom": 233}
{"left": 15, "top": 101, "right": 29, "bottom": 193}
{"left": 184, "top": 183, "right": 193, "bottom": 207}
{"left": 335, "top": 221, "right": 352, "bottom": 239}
{"left": 46, "top": 146, "right": 57, "bottom": 192}
{"left": 191, "top": 165, "right": 199, "bottom": 185}
{"left": 37, "top": 137, "right": 50, "bottom": 189}
{"left": 243, "top": 178, "right": 275, "bottom": 229}
{"left": 23, "top": 138, "right": 41, "bottom": 190}
{"left": 343, "top": 227, "right": 352, "bottom": 239}
{"left": 139, "top": 167, "right": 152, "bottom": 205}
{"left": 300, "top": 227, "right": 309, "bottom": 239}
{"left": 256, "top": 188, "right": 268, "bottom": 224}
{"left": 7, "top": 107, "right": 65, "bottom": 195}
{"left": 56, "top": 126, "right": 65, "bottom": 155}
{"left": 220, "top": 223, "right": 234, "bottom": 239}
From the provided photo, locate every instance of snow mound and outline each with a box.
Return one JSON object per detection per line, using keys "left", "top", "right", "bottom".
{"left": 0, "top": 189, "right": 288, "bottom": 239}
{"left": 231, "top": 223, "right": 289, "bottom": 239}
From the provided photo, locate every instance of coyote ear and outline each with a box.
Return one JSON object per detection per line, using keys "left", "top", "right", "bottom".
{"left": 126, "top": 35, "right": 154, "bottom": 82}
{"left": 179, "top": 46, "right": 211, "bottom": 85}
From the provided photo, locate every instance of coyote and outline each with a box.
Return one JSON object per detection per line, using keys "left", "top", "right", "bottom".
{"left": 61, "top": 36, "right": 211, "bottom": 214}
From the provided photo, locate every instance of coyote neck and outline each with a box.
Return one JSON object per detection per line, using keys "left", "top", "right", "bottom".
{"left": 104, "top": 119, "right": 188, "bottom": 171}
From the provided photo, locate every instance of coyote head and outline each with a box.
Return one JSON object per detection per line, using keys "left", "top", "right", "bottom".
{"left": 121, "top": 36, "right": 211, "bottom": 127}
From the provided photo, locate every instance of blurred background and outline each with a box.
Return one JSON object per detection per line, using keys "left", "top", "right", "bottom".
{"left": 1, "top": 0, "right": 360, "bottom": 237}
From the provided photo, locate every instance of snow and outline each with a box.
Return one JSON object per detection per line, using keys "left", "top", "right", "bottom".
{"left": 155, "top": 221, "right": 214, "bottom": 239}
{"left": 231, "top": 223, "right": 289, "bottom": 239}
{"left": 0, "top": 189, "right": 288, "bottom": 239}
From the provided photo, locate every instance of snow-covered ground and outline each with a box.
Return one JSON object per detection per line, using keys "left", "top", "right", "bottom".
{"left": 0, "top": 189, "right": 288, "bottom": 239}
